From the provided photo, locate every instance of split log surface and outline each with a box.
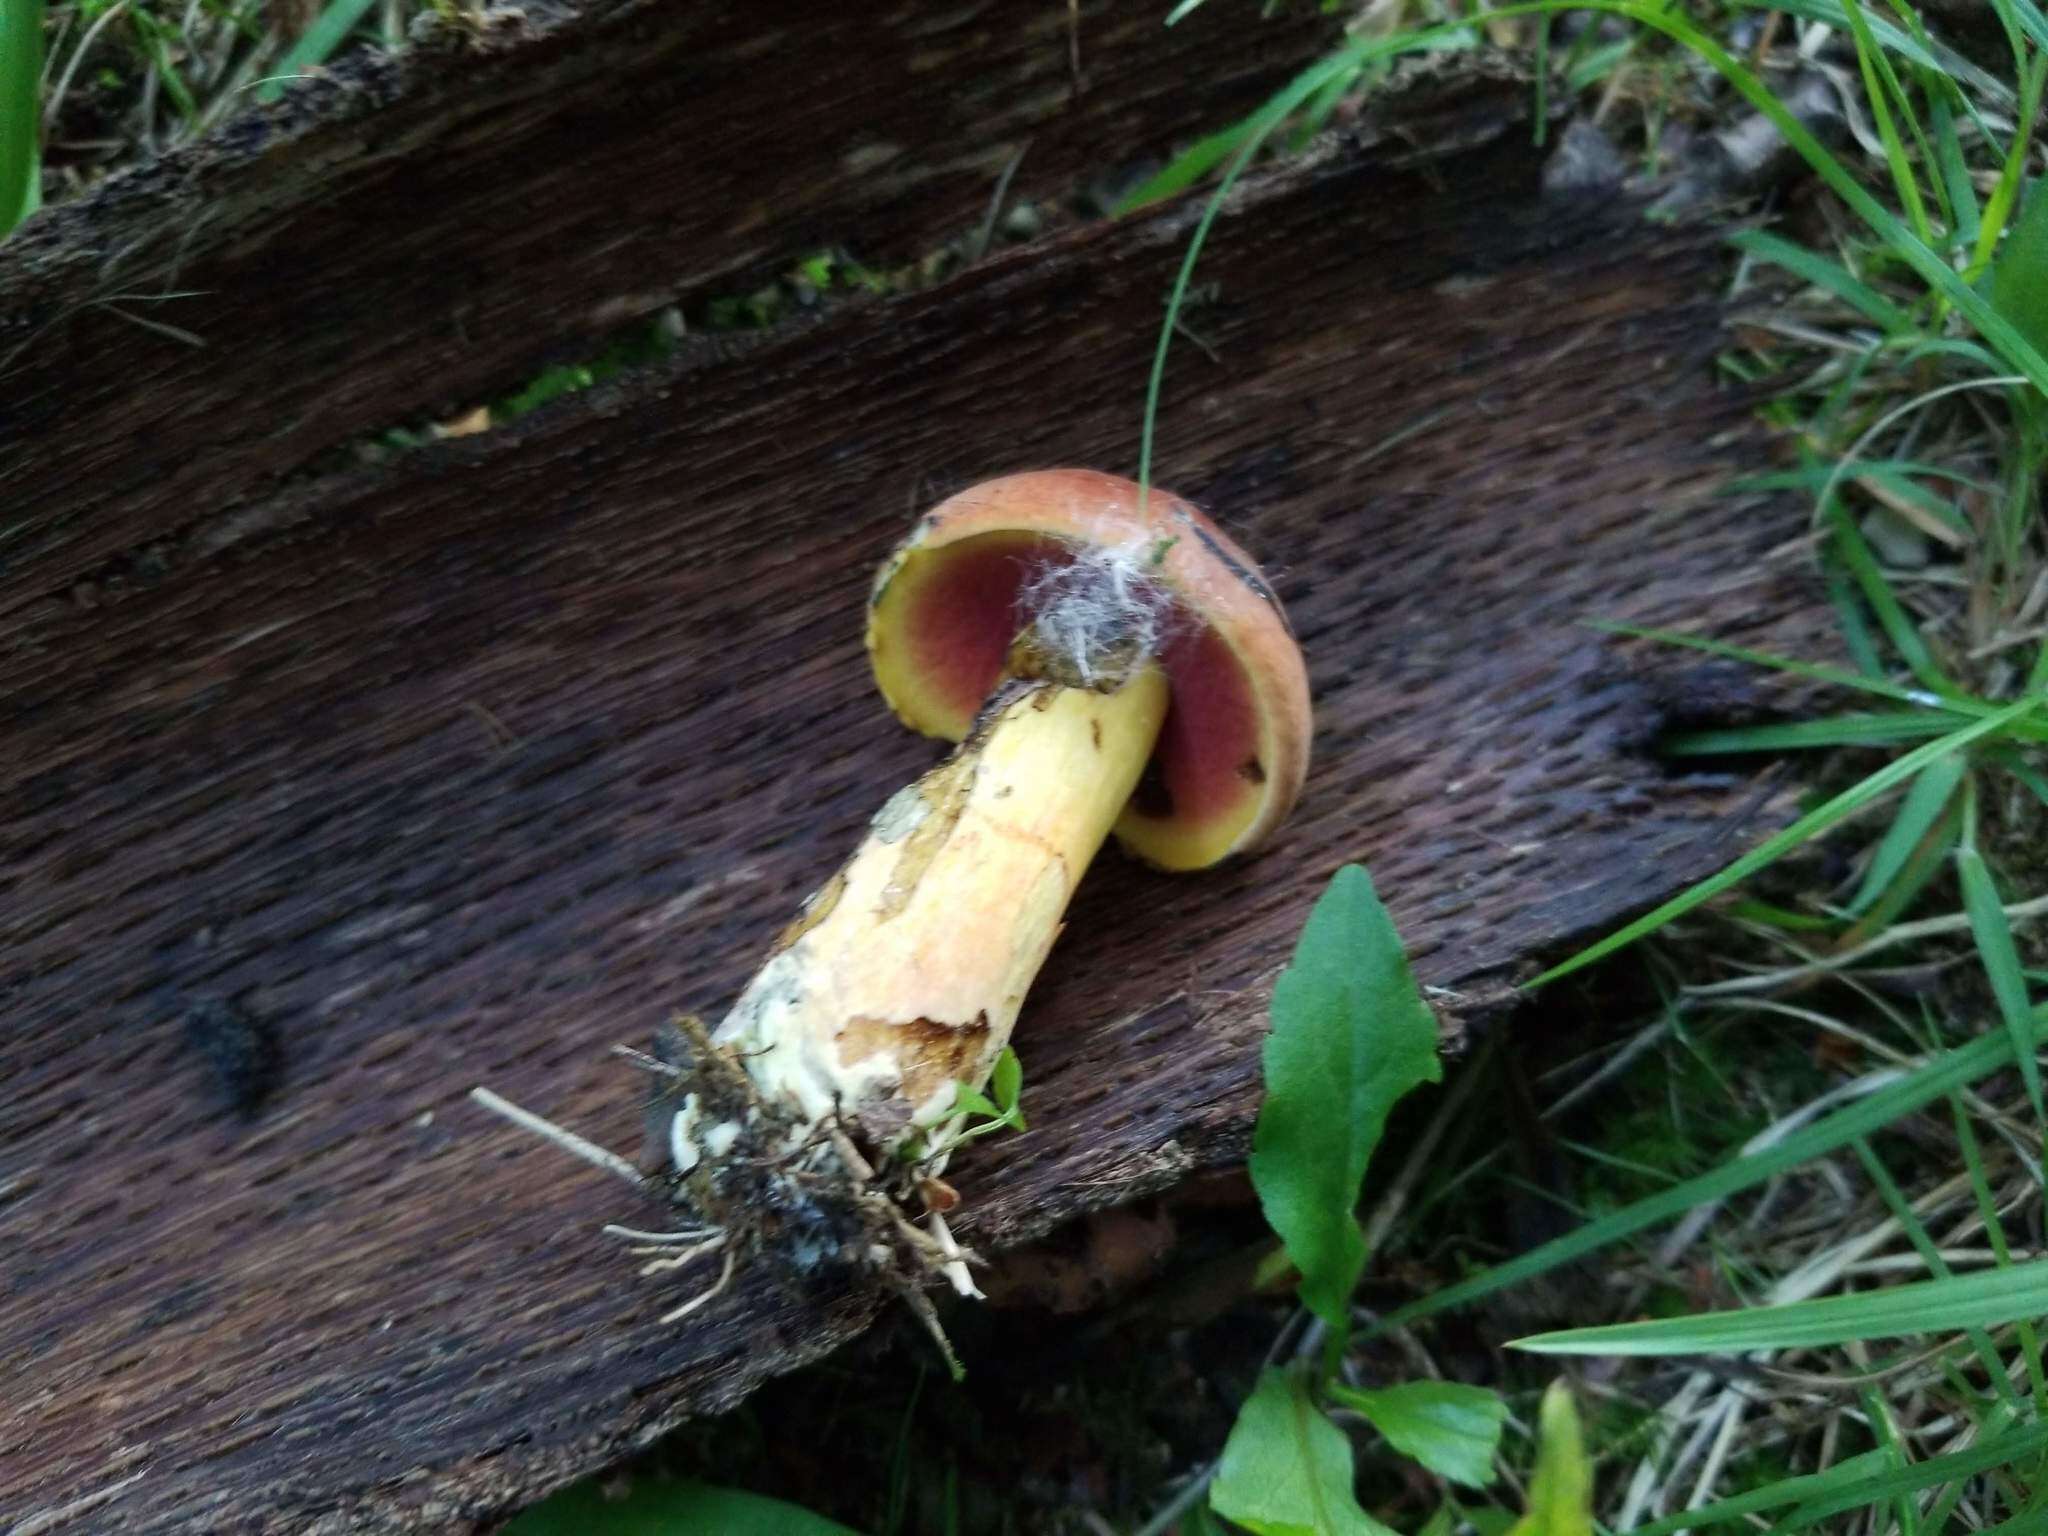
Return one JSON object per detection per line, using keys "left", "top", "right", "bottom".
{"left": 1, "top": 9, "right": 1832, "bottom": 1534}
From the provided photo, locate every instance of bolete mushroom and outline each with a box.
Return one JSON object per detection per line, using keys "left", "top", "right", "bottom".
{"left": 714, "top": 469, "right": 1311, "bottom": 1151}
{"left": 474, "top": 469, "right": 1309, "bottom": 1341}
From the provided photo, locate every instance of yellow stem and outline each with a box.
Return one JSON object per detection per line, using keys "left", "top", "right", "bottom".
{"left": 711, "top": 667, "right": 1169, "bottom": 1150}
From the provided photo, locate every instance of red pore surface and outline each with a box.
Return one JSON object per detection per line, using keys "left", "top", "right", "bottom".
{"left": 892, "top": 532, "right": 1261, "bottom": 846}
{"left": 903, "top": 531, "right": 1067, "bottom": 721}
{"left": 1133, "top": 622, "right": 1261, "bottom": 832}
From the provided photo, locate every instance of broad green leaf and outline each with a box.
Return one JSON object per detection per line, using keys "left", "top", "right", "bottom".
{"left": 502, "top": 1477, "right": 862, "bottom": 1535}
{"left": 1991, "top": 180, "right": 2048, "bottom": 359}
{"left": 950, "top": 1086, "right": 1000, "bottom": 1119}
{"left": 1531, "top": 697, "right": 2037, "bottom": 986}
{"left": 0, "top": 0, "right": 42, "bottom": 239}
{"left": 991, "top": 1046, "right": 1023, "bottom": 1118}
{"left": 1847, "top": 754, "right": 1966, "bottom": 913}
{"left": 1505, "top": 1383, "right": 1591, "bottom": 1536}
{"left": 1372, "top": 1007, "right": 2048, "bottom": 1335}
{"left": 1958, "top": 844, "right": 2045, "bottom": 1119}
{"left": 1211, "top": 1367, "right": 1396, "bottom": 1536}
{"left": 1332, "top": 1381, "right": 1506, "bottom": 1489}
{"left": 1253, "top": 865, "right": 1441, "bottom": 1334}
{"left": 1516, "top": 1257, "right": 2048, "bottom": 1355}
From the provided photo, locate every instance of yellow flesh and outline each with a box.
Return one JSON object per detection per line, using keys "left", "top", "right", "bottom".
{"left": 710, "top": 667, "right": 1170, "bottom": 1149}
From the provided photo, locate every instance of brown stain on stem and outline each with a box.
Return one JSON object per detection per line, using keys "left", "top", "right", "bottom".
{"left": 838, "top": 1011, "right": 993, "bottom": 1115}
{"left": 875, "top": 752, "right": 978, "bottom": 922}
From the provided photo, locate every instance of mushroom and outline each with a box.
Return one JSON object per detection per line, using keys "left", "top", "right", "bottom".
{"left": 709, "top": 468, "right": 1311, "bottom": 1160}
{"left": 473, "top": 469, "right": 1309, "bottom": 1343}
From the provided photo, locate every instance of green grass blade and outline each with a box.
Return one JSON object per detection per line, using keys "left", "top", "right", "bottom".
{"left": 1828, "top": 498, "right": 1955, "bottom": 693}
{"left": 1958, "top": 841, "right": 2046, "bottom": 1120}
{"left": 258, "top": 0, "right": 385, "bottom": 104}
{"left": 1859, "top": 463, "right": 1972, "bottom": 539}
{"left": 1983, "top": 0, "right": 2048, "bottom": 51}
{"left": 1531, "top": 698, "right": 2036, "bottom": 987}
{"left": 1838, "top": 0, "right": 1934, "bottom": 245}
{"left": 1991, "top": 745, "right": 2048, "bottom": 808}
{"left": 1923, "top": 1398, "right": 2023, "bottom": 1533}
{"left": 1846, "top": 752, "right": 1966, "bottom": 912}
{"left": 132, "top": 13, "right": 199, "bottom": 125}
{"left": 1852, "top": 1136, "right": 2022, "bottom": 1411}
{"left": 1566, "top": 35, "right": 1631, "bottom": 90}
{"left": 1727, "top": 229, "right": 1911, "bottom": 333}
{"left": 1953, "top": 1093, "right": 2048, "bottom": 1404}
{"left": 1587, "top": 621, "right": 1978, "bottom": 715}
{"left": 1858, "top": 1384, "right": 1919, "bottom": 1536}
{"left": 1628, "top": 1, "right": 2048, "bottom": 391}
{"left": 1734, "top": 0, "right": 1956, "bottom": 69}
{"left": 1979, "top": 1510, "right": 2048, "bottom": 1536}
{"left": 1137, "top": 0, "right": 2048, "bottom": 546}
{"left": 1845, "top": 792, "right": 1960, "bottom": 936}
{"left": 1115, "top": 121, "right": 1256, "bottom": 217}
{"left": 1661, "top": 714, "right": 1958, "bottom": 754}
{"left": 1826, "top": 551, "right": 1890, "bottom": 679}
{"left": 1928, "top": 85, "right": 1982, "bottom": 254}
{"left": 1726, "top": 899, "right": 1838, "bottom": 932}
{"left": 1732, "top": 459, "right": 1993, "bottom": 495}
{"left": 0, "top": 0, "right": 42, "bottom": 239}
{"left": 1516, "top": 1259, "right": 2048, "bottom": 1354}
{"left": 1132, "top": 40, "right": 1368, "bottom": 496}
{"left": 1616, "top": 1424, "right": 2048, "bottom": 1536}
{"left": 1371, "top": 1011, "right": 2048, "bottom": 1336}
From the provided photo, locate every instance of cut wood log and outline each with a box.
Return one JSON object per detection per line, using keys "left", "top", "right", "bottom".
{"left": 0, "top": 10, "right": 1834, "bottom": 1534}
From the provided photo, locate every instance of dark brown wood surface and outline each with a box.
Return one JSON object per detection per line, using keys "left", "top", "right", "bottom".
{"left": 0, "top": 15, "right": 1835, "bottom": 1536}
{"left": 0, "top": 0, "right": 1339, "bottom": 606}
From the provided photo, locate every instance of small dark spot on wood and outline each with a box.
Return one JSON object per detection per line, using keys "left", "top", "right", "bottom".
{"left": 138, "top": 1279, "right": 211, "bottom": 1333}
{"left": 1238, "top": 755, "right": 1266, "bottom": 785}
{"left": 176, "top": 994, "right": 280, "bottom": 1116}
{"left": 1090, "top": 720, "right": 1101, "bottom": 750}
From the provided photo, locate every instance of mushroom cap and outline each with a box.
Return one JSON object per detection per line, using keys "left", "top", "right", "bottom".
{"left": 866, "top": 469, "right": 1311, "bottom": 871}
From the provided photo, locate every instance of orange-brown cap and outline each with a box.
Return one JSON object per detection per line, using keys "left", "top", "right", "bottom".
{"left": 866, "top": 469, "right": 1311, "bottom": 871}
